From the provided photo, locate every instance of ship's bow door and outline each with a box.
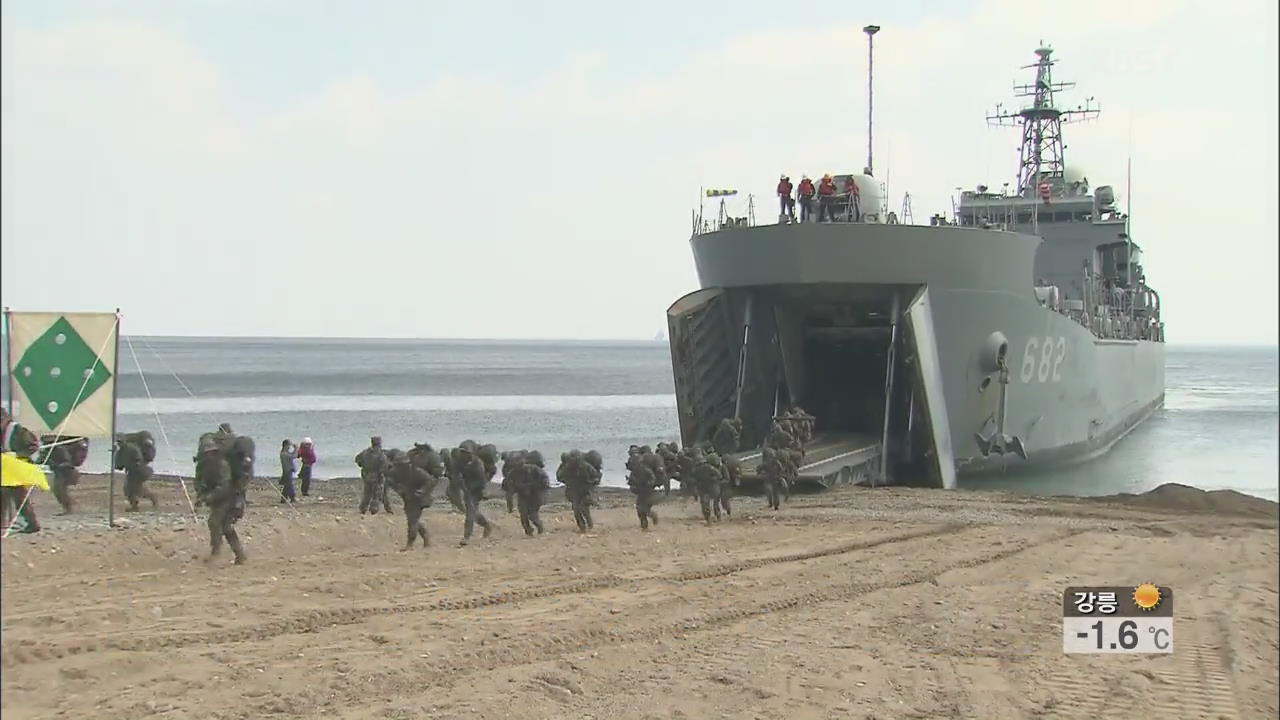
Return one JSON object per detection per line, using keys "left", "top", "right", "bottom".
{"left": 667, "top": 288, "right": 739, "bottom": 448}
{"left": 902, "top": 286, "right": 958, "bottom": 489}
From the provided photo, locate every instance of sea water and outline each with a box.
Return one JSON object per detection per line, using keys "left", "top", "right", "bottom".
{"left": 2, "top": 337, "right": 1275, "bottom": 499}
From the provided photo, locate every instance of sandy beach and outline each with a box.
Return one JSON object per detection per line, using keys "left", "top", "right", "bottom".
{"left": 1, "top": 474, "right": 1276, "bottom": 720}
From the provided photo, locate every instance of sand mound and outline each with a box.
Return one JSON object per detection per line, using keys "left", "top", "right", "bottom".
{"left": 1091, "top": 482, "right": 1279, "bottom": 520}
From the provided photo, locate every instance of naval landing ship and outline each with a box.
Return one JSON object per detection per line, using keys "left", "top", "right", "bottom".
{"left": 665, "top": 46, "right": 1165, "bottom": 490}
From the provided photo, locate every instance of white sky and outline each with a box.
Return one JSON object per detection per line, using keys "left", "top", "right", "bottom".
{"left": 2, "top": 0, "right": 1276, "bottom": 344}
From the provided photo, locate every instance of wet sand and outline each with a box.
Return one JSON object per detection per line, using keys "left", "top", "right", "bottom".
{"left": 2, "top": 474, "right": 1276, "bottom": 719}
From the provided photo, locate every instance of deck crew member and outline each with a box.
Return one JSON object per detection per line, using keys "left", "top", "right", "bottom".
{"left": 777, "top": 175, "right": 795, "bottom": 223}
{"left": 797, "top": 175, "right": 816, "bottom": 222}
{"left": 845, "top": 176, "right": 861, "bottom": 221}
{"left": 817, "top": 174, "right": 837, "bottom": 222}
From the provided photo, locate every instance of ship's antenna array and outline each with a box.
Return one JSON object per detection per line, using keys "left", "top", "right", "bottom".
{"left": 863, "top": 24, "right": 880, "bottom": 177}
{"left": 1126, "top": 154, "right": 1133, "bottom": 286}
{"left": 986, "top": 45, "right": 1099, "bottom": 197}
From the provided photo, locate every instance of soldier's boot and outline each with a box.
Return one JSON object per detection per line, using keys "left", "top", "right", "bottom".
{"left": 700, "top": 497, "right": 713, "bottom": 524}
{"left": 479, "top": 513, "right": 493, "bottom": 539}
{"left": 584, "top": 506, "right": 594, "bottom": 530}
{"left": 382, "top": 486, "right": 394, "bottom": 514}
{"left": 53, "top": 483, "right": 73, "bottom": 514}
{"left": 461, "top": 507, "right": 476, "bottom": 546}
{"left": 721, "top": 495, "right": 732, "bottom": 518}
{"left": 226, "top": 528, "right": 247, "bottom": 565}
{"left": 573, "top": 508, "right": 587, "bottom": 533}
{"left": 505, "top": 491, "right": 515, "bottom": 514}
{"left": 532, "top": 510, "right": 545, "bottom": 535}
{"left": 519, "top": 509, "right": 534, "bottom": 536}
{"left": 417, "top": 523, "right": 430, "bottom": 548}
{"left": 207, "top": 514, "right": 224, "bottom": 561}
{"left": 637, "top": 506, "right": 649, "bottom": 530}
{"left": 15, "top": 490, "right": 40, "bottom": 532}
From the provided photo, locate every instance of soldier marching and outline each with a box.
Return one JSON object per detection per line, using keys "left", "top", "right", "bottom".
{"left": 8, "top": 409, "right": 825, "bottom": 558}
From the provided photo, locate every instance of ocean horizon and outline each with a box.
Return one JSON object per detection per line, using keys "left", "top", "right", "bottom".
{"left": 1, "top": 335, "right": 1275, "bottom": 501}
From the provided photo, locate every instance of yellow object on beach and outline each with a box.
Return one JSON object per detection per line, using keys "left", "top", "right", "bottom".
{"left": 1, "top": 452, "right": 49, "bottom": 491}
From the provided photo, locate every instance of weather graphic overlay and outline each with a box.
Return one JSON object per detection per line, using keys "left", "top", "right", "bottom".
{"left": 1133, "top": 583, "right": 1162, "bottom": 611}
{"left": 1062, "top": 585, "right": 1174, "bottom": 654}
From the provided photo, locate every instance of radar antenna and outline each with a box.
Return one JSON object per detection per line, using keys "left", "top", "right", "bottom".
{"left": 986, "top": 45, "right": 1099, "bottom": 197}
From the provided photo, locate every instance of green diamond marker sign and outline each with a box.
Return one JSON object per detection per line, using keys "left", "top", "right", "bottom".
{"left": 13, "top": 316, "right": 113, "bottom": 430}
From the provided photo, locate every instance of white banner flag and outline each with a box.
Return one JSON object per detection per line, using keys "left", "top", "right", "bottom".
{"left": 6, "top": 311, "right": 119, "bottom": 437}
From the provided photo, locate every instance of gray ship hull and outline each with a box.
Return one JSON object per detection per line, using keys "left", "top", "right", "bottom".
{"left": 666, "top": 222, "right": 1165, "bottom": 487}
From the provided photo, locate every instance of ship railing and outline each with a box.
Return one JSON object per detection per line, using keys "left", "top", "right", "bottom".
{"left": 695, "top": 190, "right": 903, "bottom": 235}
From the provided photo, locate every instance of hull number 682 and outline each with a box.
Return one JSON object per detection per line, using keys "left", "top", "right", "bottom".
{"left": 1021, "top": 336, "right": 1066, "bottom": 383}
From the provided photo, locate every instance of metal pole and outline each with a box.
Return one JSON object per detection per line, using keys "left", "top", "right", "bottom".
{"left": 107, "top": 309, "right": 121, "bottom": 528}
{"left": 1033, "top": 168, "right": 1040, "bottom": 235}
{"left": 3, "top": 307, "right": 13, "bottom": 416}
{"left": 863, "top": 25, "right": 880, "bottom": 177}
{"left": 877, "top": 292, "right": 899, "bottom": 487}
{"left": 733, "top": 293, "right": 754, "bottom": 421}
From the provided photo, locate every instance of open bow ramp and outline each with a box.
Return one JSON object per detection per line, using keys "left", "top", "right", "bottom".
{"left": 668, "top": 281, "right": 956, "bottom": 490}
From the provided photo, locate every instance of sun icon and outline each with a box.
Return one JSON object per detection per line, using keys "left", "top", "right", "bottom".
{"left": 1133, "top": 583, "right": 1162, "bottom": 611}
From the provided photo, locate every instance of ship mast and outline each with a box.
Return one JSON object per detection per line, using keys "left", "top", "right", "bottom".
{"left": 863, "top": 25, "right": 880, "bottom": 177}
{"left": 986, "top": 45, "right": 1098, "bottom": 197}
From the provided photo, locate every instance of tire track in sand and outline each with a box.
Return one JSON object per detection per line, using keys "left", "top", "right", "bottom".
{"left": 1, "top": 524, "right": 964, "bottom": 666}
{"left": 290, "top": 525, "right": 1092, "bottom": 715}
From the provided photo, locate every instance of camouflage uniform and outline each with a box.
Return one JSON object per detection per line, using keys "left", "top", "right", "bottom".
{"left": 510, "top": 450, "right": 549, "bottom": 536}
{"left": 355, "top": 437, "right": 388, "bottom": 515}
{"left": 556, "top": 450, "right": 599, "bottom": 533}
{"left": 583, "top": 450, "right": 604, "bottom": 489}
{"left": 788, "top": 406, "right": 815, "bottom": 446}
{"left": 500, "top": 450, "right": 526, "bottom": 514}
{"left": 115, "top": 437, "right": 159, "bottom": 511}
{"left": 711, "top": 451, "right": 733, "bottom": 518}
{"left": 41, "top": 436, "right": 89, "bottom": 514}
{"left": 439, "top": 449, "right": 463, "bottom": 513}
{"left": 766, "top": 421, "right": 800, "bottom": 454}
{"left": 194, "top": 428, "right": 252, "bottom": 564}
{"left": 689, "top": 449, "right": 724, "bottom": 524}
{"left": 378, "top": 452, "right": 396, "bottom": 515}
{"left": 390, "top": 445, "right": 443, "bottom": 550}
{"left": 476, "top": 443, "right": 500, "bottom": 486}
{"left": 676, "top": 447, "right": 700, "bottom": 499}
{"left": 711, "top": 417, "right": 742, "bottom": 457}
{"left": 759, "top": 447, "right": 786, "bottom": 510}
{"left": 451, "top": 444, "right": 493, "bottom": 545}
{"left": 656, "top": 442, "right": 681, "bottom": 495}
{"left": 625, "top": 447, "right": 665, "bottom": 530}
